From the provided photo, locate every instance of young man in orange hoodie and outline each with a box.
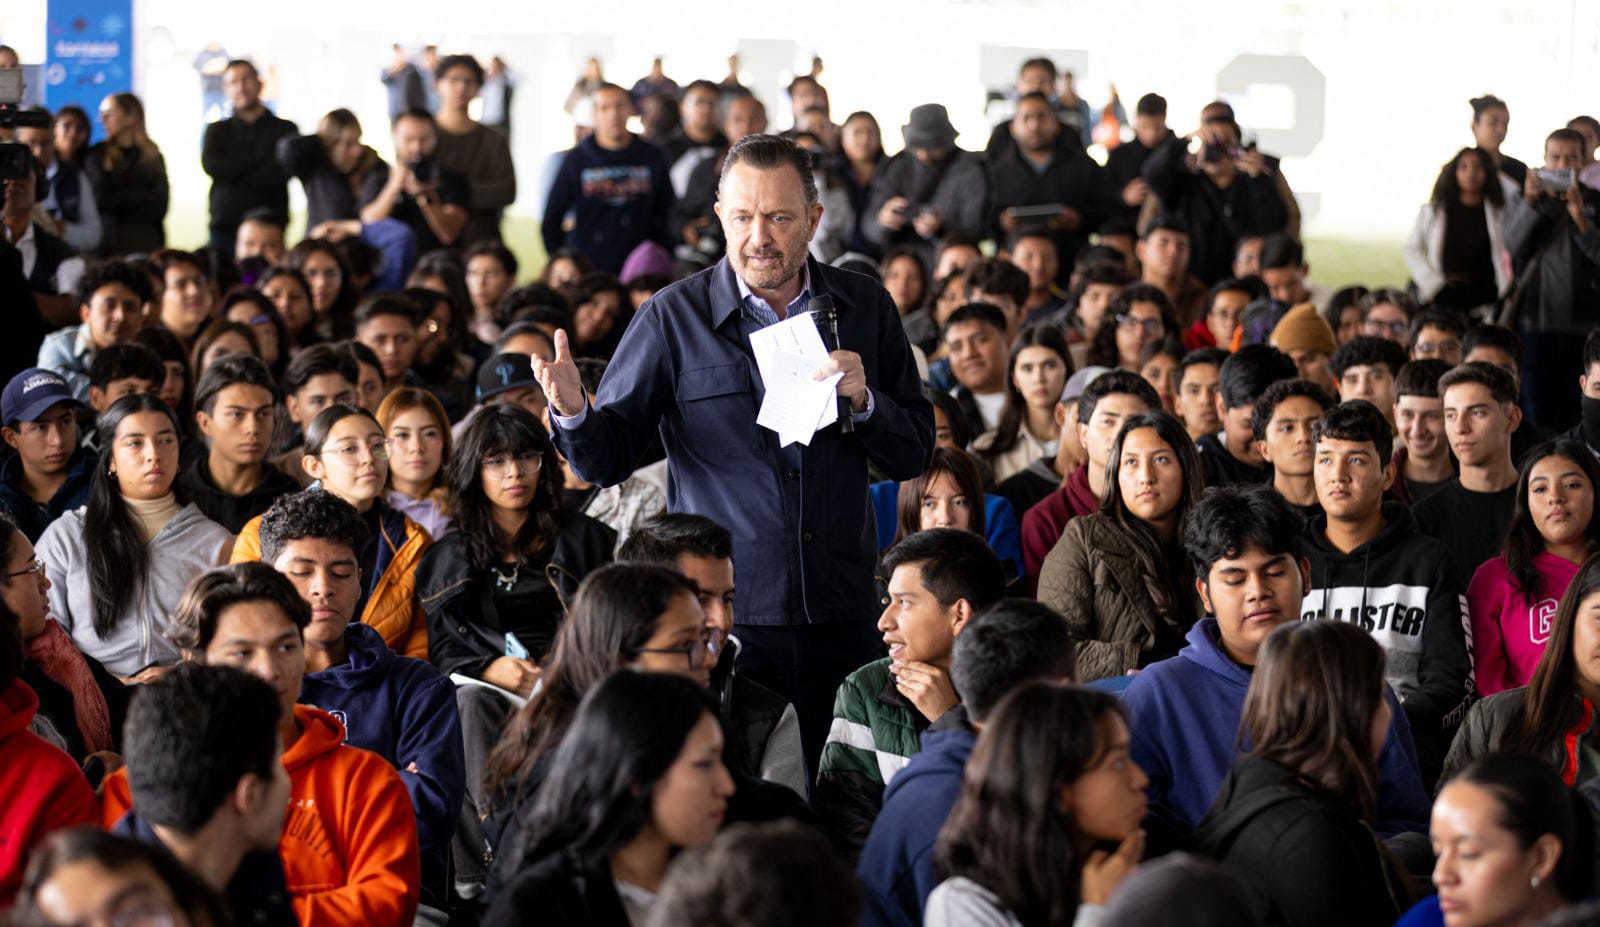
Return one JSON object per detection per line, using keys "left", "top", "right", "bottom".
{"left": 101, "top": 563, "right": 420, "bottom": 927}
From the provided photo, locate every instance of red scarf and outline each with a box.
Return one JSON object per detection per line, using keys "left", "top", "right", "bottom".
{"left": 24, "top": 619, "right": 113, "bottom": 754}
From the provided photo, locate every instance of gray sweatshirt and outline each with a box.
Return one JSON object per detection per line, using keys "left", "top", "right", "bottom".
{"left": 36, "top": 503, "right": 233, "bottom": 676}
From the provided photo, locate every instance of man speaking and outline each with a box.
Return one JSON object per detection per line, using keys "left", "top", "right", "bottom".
{"left": 535, "top": 134, "right": 933, "bottom": 771}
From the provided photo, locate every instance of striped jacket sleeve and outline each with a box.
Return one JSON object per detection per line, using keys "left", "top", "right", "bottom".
{"left": 815, "top": 672, "right": 887, "bottom": 863}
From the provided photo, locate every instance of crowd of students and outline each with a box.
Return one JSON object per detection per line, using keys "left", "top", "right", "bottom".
{"left": 7, "top": 39, "right": 1600, "bottom": 927}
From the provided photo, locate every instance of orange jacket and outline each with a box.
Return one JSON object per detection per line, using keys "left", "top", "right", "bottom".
{"left": 103, "top": 705, "right": 421, "bottom": 927}
{"left": 232, "top": 506, "right": 432, "bottom": 661}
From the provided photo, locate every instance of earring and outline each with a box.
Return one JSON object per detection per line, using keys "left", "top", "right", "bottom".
{"left": 1532, "top": 875, "right": 1542, "bottom": 890}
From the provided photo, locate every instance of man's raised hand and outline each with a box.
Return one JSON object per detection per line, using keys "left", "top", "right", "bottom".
{"left": 532, "top": 329, "right": 587, "bottom": 418}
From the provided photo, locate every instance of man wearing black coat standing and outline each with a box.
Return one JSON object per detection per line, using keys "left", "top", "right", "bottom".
{"left": 536, "top": 134, "right": 934, "bottom": 776}
{"left": 201, "top": 60, "right": 296, "bottom": 258}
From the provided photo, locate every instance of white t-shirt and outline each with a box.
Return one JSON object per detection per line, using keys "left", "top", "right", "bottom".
{"left": 971, "top": 391, "right": 1007, "bottom": 433}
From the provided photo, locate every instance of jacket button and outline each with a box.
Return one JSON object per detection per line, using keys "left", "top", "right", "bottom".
{"left": 458, "top": 626, "right": 468, "bottom": 633}
{"left": 802, "top": 531, "right": 813, "bottom": 542}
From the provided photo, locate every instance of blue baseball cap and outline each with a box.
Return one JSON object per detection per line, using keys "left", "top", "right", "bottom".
{"left": 2, "top": 368, "right": 83, "bottom": 426}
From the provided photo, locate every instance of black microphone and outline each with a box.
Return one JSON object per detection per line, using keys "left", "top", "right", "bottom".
{"left": 810, "top": 295, "right": 854, "bottom": 434}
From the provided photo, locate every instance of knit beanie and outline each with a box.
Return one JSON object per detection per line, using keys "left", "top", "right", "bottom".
{"left": 1269, "top": 303, "right": 1337, "bottom": 357}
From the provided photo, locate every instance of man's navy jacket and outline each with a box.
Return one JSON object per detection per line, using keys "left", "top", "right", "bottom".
{"left": 553, "top": 256, "right": 933, "bottom": 625}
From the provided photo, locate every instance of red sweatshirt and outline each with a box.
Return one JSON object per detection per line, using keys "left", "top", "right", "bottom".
{"left": 1020, "top": 464, "right": 1102, "bottom": 591}
{"left": 103, "top": 704, "right": 420, "bottom": 926}
{"left": 0, "top": 680, "right": 96, "bottom": 906}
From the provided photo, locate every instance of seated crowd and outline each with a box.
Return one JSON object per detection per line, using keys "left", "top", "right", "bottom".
{"left": 8, "top": 39, "right": 1600, "bottom": 927}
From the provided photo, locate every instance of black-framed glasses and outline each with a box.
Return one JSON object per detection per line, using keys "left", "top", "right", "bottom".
{"left": 637, "top": 628, "right": 725, "bottom": 670}
{"left": 1115, "top": 314, "right": 1165, "bottom": 335}
{"left": 3, "top": 557, "right": 44, "bottom": 580}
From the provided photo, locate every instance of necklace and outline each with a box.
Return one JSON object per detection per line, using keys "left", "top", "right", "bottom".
{"left": 494, "top": 563, "right": 520, "bottom": 591}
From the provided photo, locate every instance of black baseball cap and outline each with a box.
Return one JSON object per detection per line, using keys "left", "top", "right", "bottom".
{"left": 476, "top": 353, "right": 538, "bottom": 402}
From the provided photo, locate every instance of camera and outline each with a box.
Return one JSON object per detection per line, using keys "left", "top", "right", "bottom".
{"left": 1536, "top": 167, "right": 1575, "bottom": 196}
{"left": 0, "top": 68, "right": 51, "bottom": 182}
{"left": 409, "top": 157, "right": 434, "bottom": 184}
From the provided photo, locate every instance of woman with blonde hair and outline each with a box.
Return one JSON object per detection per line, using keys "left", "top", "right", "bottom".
{"left": 377, "top": 387, "right": 454, "bottom": 537}
{"left": 83, "top": 92, "right": 168, "bottom": 255}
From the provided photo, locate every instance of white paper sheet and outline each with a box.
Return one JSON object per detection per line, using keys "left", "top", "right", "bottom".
{"left": 749, "top": 311, "right": 843, "bottom": 447}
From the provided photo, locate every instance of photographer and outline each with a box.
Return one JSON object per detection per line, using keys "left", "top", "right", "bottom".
{"left": 1140, "top": 101, "right": 1293, "bottom": 285}
{"left": 359, "top": 108, "right": 469, "bottom": 255}
{"left": 1503, "top": 127, "right": 1600, "bottom": 427}
{"left": 3, "top": 156, "right": 81, "bottom": 324}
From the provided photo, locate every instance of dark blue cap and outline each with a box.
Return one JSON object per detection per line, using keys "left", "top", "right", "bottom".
{"left": 2, "top": 368, "right": 82, "bottom": 426}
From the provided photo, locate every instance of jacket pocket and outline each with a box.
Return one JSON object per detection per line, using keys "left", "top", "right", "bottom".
{"left": 675, "top": 363, "right": 758, "bottom": 452}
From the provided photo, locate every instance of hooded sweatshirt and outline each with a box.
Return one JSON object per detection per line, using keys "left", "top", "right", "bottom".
{"left": 857, "top": 711, "right": 976, "bottom": 927}
{"left": 1121, "top": 619, "right": 1430, "bottom": 839}
{"left": 300, "top": 621, "right": 465, "bottom": 910}
{"left": 101, "top": 704, "right": 420, "bottom": 927}
{"left": 36, "top": 503, "right": 233, "bottom": 676}
{"left": 1020, "top": 463, "right": 1099, "bottom": 586}
{"left": 0, "top": 679, "right": 97, "bottom": 906}
{"left": 1299, "top": 502, "right": 1472, "bottom": 736}
{"left": 1467, "top": 552, "right": 1582, "bottom": 696}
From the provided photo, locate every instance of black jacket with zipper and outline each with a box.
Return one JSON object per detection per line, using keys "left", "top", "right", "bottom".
{"left": 1298, "top": 501, "right": 1472, "bottom": 738}
{"left": 416, "top": 508, "right": 616, "bottom": 678}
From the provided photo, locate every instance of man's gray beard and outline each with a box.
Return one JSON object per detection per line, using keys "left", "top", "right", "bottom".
{"left": 734, "top": 247, "right": 807, "bottom": 293}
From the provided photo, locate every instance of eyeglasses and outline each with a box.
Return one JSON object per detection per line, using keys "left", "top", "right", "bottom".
{"left": 1362, "top": 319, "right": 1408, "bottom": 337}
{"left": 637, "top": 627, "right": 725, "bottom": 671}
{"left": 481, "top": 452, "right": 542, "bottom": 474}
{"left": 321, "top": 440, "right": 390, "bottom": 463}
{"left": 1413, "top": 340, "right": 1461, "bottom": 356}
{"left": 3, "top": 557, "right": 44, "bottom": 580}
{"left": 1116, "top": 314, "right": 1166, "bottom": 336}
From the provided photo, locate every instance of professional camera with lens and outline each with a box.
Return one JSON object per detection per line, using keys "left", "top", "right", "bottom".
{"left": 0, "top": 67, "right": 51, "bottom": 181}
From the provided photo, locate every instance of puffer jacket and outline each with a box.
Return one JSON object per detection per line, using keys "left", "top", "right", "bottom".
{"left": 1442, "top": 687, "right": 1600, "bottom": 788}
{"left": 1037, "top": 512, "right": 1197, "bottom": 681}
{"left": 815, "top": 657, "right": 928, "bottom": 861}
{"left": 232, "top": 501, "right": 433, "bottom": 661}
{"left": 415, "top": 507, "right": 616, "bottom": 678}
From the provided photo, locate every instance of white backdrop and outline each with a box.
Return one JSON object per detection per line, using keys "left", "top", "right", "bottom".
{"left": 4, "top": 0, "right": 1599, "bottom": 240}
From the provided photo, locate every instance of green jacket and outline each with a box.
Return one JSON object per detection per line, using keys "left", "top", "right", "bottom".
{"left": 1442, "top": 687, "right": 1600, "bottom": 788}
{"left": 815, "top": 658, "right": 928, "bottom": 860}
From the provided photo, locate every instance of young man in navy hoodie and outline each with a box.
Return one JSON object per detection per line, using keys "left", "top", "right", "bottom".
{"left": 855, "top": 599, "right": 1078, "bottom": 927}
{"left": 259, "top": 488, "right": 464, "bottom": 915}
{"left": 1121, "top": 484, "right": 1429, "bottom": 849}
{"left": 1301, "top": 399, "right": 1471, "bottom": 785}
{"left": 541, "top": 82, "right": 675, "bottom": 274}
{"left": 113, "top": 663, "right": 296, "bottom": 927}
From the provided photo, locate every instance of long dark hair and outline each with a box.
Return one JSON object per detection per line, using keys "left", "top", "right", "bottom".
{"left": 975, "top": 324, "right": 1073, "bottom": 461}
{"left": 1503, "top": 439, "right": 1600, "bottom": 603}
{"left": 285, "top": 239, "right": 357, "bottom": 336}
{"left": 1431, "top": 147, "right": 1506, "bottom": 210}
{"left": 936, "top": 683, "right": 1126, "bottom": 927}
{"left": 131, "top": 327, "right": 195, "bottom": 434}
{"left": 1508, "top": 554, "right": 1600, "bottom": 760}
{"left": 1099, "top": 411, "right": 1203, "bottom": 624}
{"left": 1243, "top": 621, "right": 1387, "bottom": 817}
{"left": 447, "top": 404, "right": 562, "bottom": 572}
{"left": 0, "top": 513, "right": 22, "bottom": 688}
{"left": 1450, "top": 752, "right": 1595, "bottom": 902}
{"left": 896, "top": 446, "right": 987, "bottom": 542}
{"left": 483, "top": 563, "right": 698, "bottom": 804}
{"left": 500, "top": 669, "right": 721, "bottom": 878}
{"left": 86, "top": 394, "right": 184, "bottom": 639}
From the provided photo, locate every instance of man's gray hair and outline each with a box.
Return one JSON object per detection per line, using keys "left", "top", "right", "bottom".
{"left": 717, "top": 133, "right": 819, "bottom": 206}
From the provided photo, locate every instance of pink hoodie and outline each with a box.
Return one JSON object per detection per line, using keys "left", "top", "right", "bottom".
{"left": 1467, "top": 552, "right": 1582, "bottom": 695}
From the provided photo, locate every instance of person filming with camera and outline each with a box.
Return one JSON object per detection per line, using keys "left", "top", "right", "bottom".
{"left": 359, "top": 108, "right": 468, "bottom": 254}
{"left": 1503, "top": 127, "right": 1600, "bottom": 428}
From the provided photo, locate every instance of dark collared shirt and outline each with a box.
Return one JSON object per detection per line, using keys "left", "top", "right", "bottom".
{"left": 552, "top": 257, "right": 933, "bottom": 625}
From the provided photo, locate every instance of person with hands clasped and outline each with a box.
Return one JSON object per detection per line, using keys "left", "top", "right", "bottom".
{"left": 815, "top": 529, "right": 1006, "bottom": 860}
{"left": 925, "top": 682, "right": 1149, "bottom": 927}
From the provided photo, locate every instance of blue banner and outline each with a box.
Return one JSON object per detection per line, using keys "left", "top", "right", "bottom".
{"left": 43, "top": 0, "right": 133, "bottom": 139}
